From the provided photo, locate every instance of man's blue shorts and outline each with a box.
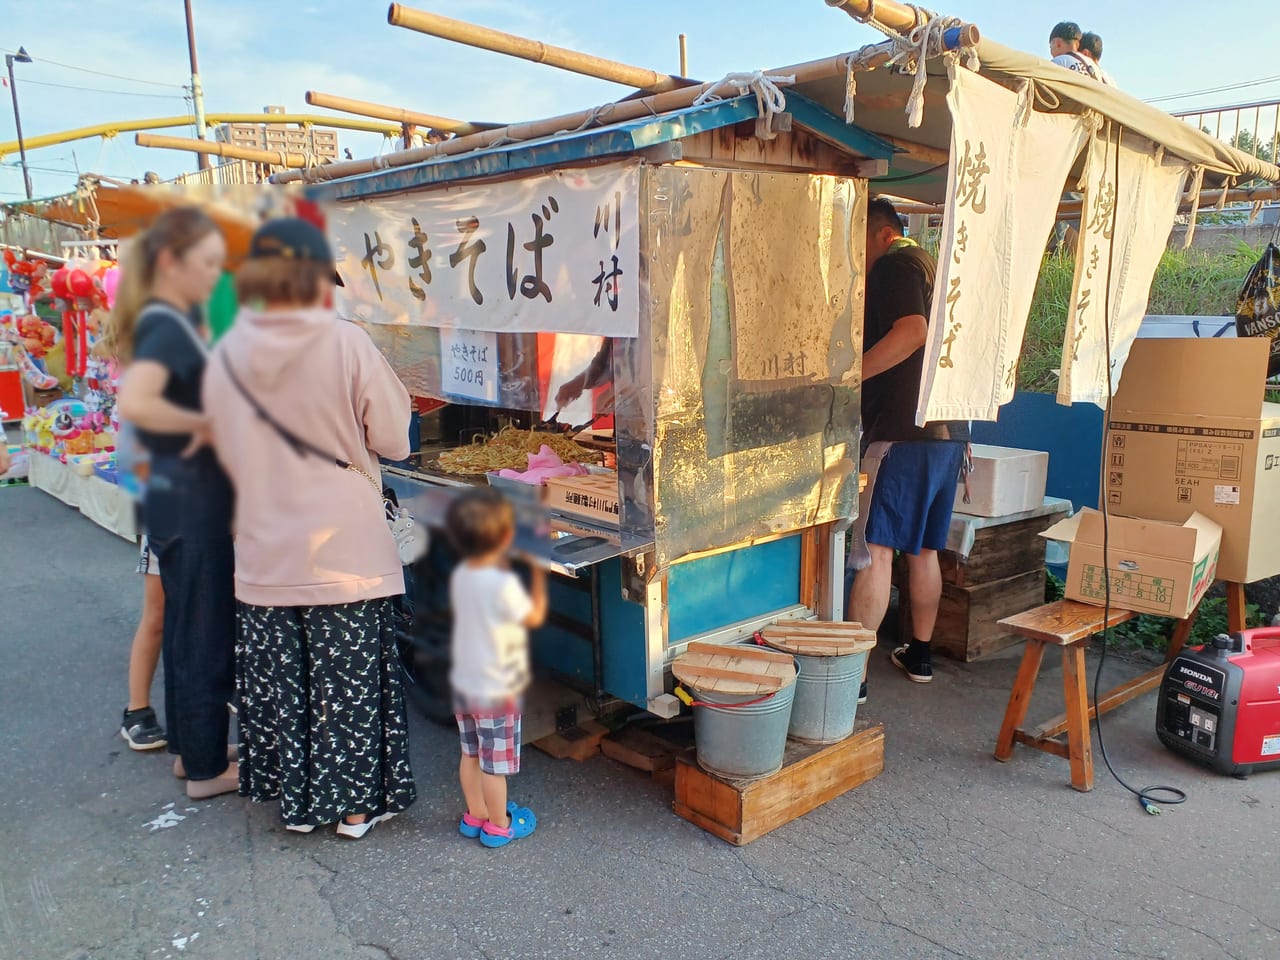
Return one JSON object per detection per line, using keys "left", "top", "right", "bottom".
{"left": 864, "top": 441, "right": 965, "bottom": 556}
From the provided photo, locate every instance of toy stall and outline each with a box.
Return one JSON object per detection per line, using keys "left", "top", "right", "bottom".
{"left": 307, "top": 94, "right": 895, "bottom": 733}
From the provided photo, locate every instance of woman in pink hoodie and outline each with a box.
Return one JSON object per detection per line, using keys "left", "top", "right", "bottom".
{"left": 203, "top": 219, "right": 416, "bottom": 838}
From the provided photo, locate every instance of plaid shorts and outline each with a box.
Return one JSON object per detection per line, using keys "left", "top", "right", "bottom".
{"left": 455, "top": 701, "right": 522, "bottom": 776}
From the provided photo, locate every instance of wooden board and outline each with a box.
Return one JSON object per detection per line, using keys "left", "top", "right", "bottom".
{"left": 600, "top": 726, "right": 680, "bottom": 774}
{"left": 898, "top": 564, "right": 1047, "bottom": 662}
{"left": 530, "top": 720, "right": 610, "bottom": 761}
{"left": 673, "top": 721, "right": 884, "bottom": 846}
{"left": 998, "top": 599, "right": 1135, "bottom": 646}
{"left": 672, "top": 641, "right": 797, "bottom": 696}
{"left": 761, "top": 620, "right": 876, "bottom": 657}
{"left": 940, "top": 512, "right": 1069, "bottom": 587}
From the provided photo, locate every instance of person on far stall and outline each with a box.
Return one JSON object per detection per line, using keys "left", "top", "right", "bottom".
{"left": 202, "top": 219, "right": 417, "bottom": 838}
{"left": 112, "top": 207, "right": 238, "bottom": 799}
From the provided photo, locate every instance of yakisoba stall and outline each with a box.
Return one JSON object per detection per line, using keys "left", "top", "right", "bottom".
{"left": 307, "top": 95, "right": 892, "bottom": 737}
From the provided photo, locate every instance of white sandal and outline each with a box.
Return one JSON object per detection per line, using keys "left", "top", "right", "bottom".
{"left": 335, "top": 812, "right": 396, "bottom": 840}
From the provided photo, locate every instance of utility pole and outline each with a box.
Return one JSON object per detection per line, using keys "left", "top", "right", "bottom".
{"left": 5, "top": 47, "right": 33, "bottom": 199}
{"left": 184, "top": 0, "right": 211, "bottom": 171}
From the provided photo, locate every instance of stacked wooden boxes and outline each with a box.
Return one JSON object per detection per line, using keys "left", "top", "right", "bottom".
{"left": 896, "top": 447, "right": 1066, "bottom": 661}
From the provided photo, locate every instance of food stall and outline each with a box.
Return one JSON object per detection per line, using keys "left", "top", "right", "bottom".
{"left": 307, "top": 95, "right": 895, "bottom": 719}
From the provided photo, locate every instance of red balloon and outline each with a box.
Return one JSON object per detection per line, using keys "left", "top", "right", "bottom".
{"left": 50, "top": 266, "right": 71, "bottom": 300}
{"left": 68, "top": 269, "right": 94, "bottom": 299}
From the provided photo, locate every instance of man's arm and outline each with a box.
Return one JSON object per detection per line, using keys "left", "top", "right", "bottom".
{"left": 861, "top": 314, "right": 928, "bottom": 381}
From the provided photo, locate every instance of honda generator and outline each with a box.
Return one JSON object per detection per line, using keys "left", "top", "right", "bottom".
{"left": 1157, "top": 628, "right": 1280, "bottom": 777}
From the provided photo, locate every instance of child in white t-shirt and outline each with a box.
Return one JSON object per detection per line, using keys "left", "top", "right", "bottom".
{"left": 447, "top": 489, "right": 547, "bottom": 848}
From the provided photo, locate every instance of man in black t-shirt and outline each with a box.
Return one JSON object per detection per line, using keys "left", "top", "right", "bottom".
{"left": 850, "top": 198, "right": 968, "bottom": 690}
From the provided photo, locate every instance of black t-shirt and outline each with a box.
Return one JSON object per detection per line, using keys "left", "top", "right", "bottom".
{"left": 131, "top": 301, "right": 206, "bottom": 455}
{"left": 861, "top": 244, "right": 970, "bottom": 446}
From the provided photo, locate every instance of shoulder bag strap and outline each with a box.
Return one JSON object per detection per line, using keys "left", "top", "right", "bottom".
{"left": 218, "top": 351, "right": 383, "bottom": 500}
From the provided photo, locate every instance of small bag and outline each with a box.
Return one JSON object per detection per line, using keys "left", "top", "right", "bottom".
{"left": 1235, "top": 238, "right": 1280, "bottom": 378}
{"left": 220, "top": 354, "right": 428, "bottom": 566}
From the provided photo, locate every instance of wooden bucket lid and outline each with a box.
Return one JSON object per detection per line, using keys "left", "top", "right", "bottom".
{"left": 671, "top": 641, "right": 797, "bottom": 696}
{"left": 760, "top": 620, "right": 877, "bottom": 657}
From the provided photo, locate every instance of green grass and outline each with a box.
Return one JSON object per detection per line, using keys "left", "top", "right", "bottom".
{"left": 1018, "top": 242, "right": 1266, "bottom": 393}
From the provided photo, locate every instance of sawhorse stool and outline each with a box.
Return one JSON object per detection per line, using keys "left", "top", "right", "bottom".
{"left": 994, "top": 598, "right": 1202, "bottom": 791}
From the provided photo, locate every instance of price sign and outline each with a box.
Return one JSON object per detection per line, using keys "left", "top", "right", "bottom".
{"left": 441, "top": 328, "right": 499, "bottom": 403}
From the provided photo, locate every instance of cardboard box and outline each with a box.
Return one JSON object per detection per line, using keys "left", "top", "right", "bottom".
{"left": 1103, "top": 338, "right": 1280, "bottom": 583}
{"left": 1041, "top": 509, "right": 1221, "bottom": 619}
{"left": 954, "top": 444, "right": 1049, "bottom": 517}
{"left": 544, "top": 473, "right": 620, "bottom": 526}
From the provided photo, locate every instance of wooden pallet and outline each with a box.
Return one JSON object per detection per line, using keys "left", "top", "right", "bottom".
{"left": 530, "top": 719, "right": 610, "bottom": 761}
{"left": 673, "top": 721, "right": 885, "bottom": 845}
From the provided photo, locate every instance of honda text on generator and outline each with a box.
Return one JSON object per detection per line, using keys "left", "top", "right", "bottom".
{"left": 1157, "top": 628, "right": 1280, "bottom": 777}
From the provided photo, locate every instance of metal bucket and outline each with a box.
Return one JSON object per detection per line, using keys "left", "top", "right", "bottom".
{"left": 690, "top": 662, "right": 798, "bottom": 781}
{"left": 787, "top": 650, "right": 867, "bottom": 744}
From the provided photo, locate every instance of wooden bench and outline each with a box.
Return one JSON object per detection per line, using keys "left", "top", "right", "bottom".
{"left": 993, "top": 600, "right": 1195, "bottom": 791}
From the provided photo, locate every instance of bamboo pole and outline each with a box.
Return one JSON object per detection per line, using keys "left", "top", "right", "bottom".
{"left": 135, "top": 132, "right": 310, "bottom": 167}
{"left": 825, "top": 0, "right": 980, "bottom": 48}
{"left": 887, "top": 183, "right": 1280, "bottom": 218}
{"left": 881, "top": 135, "right": 949, "bottom": 166}
{"left": 276, "top": 49, "right": 888, "bottom": 184}
{"left": 387, "top": 3, "right": 684, "bottom": 93}
{"left": 304, "top": 91, "right": 500, "bottom": 135}
{"left": 679, "top": 34, "right": 689, "bottom": 76}
{"left": 0, "top": 113, "right": 402, "bottom": 159}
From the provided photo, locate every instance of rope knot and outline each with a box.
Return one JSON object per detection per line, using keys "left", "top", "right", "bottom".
{"left": 694, "top": 71, "right": 796, "bottom": 139}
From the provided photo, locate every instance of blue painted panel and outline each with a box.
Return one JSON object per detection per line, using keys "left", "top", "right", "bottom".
{"left": 970, "top": 391, "right": 1103, "bottom": 512}
{"left": 598, "top": 558, "right": 650, "bottom": 706}
{"left": 668, "top": 536, "right": 803, "bottom": 642}
{"left": 530, "top": 574, "right": 596, "bottom": 687}
{"left": 784, "top": 94, "right": 897, "bottom": 160}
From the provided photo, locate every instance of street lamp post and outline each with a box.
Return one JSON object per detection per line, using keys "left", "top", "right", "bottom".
{"left": 5, "top": 46, "right": 33, "bottom": 200}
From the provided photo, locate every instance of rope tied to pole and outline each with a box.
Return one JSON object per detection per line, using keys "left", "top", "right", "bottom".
{"left": 694, "top": 71, "right": 795, "bottom": 139}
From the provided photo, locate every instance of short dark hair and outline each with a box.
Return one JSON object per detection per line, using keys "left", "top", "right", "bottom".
{"left": 446, "top": 488, "right": 515, "bottom": 559}
{"left": 1079, "top": 32, "right": 1103, "bottom": 61}
{"left": 1050, "top": 21, "right": 1082, "bottom": 43}
{"left": 867, "top": 197, "right": 905, "bottom": 237}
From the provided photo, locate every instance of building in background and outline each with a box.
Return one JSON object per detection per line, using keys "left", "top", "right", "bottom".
{"left": 215, "top": 106, "right": 340, "bottom": 162}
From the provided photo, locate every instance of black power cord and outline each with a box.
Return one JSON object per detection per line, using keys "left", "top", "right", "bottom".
{"left": 1094, "top": 122, "right": 1186, "bottom": 816}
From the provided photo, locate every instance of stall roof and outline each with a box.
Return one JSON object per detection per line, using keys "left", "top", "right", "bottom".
{"left": 5, "top": 179, "right": 258, "bottom": 266}
{"left": 306, "top": 94, "right": 896, "bottom": 202}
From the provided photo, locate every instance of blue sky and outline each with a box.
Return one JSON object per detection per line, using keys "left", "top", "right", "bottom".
{"left": 2, "top": 0, "right": 1278, "bottom": 200}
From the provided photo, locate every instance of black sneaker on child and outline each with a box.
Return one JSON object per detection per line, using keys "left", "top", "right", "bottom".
{"left": 121, "top": 707, "right": 168, "bottom": 751}
{"left": 858, "top": 681, "right": 868, "bottom": 705}
{"left": 891, "top": 640, "right": 933, "bottom": 684}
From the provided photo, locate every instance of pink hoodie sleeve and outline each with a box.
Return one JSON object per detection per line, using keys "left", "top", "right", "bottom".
{"left": 348, "top": 325, "right": 411, "bottom": 461}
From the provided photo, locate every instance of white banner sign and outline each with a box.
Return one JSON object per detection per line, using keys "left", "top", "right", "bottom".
{"left": 1058, "top": 129, "right": 1190, "bottom": 407}
{"left": 440, "top": 328, "right": 499, "bottom": 403}
{"left": 327, "top": 162, "right": 640, "bottom": 337}
{"left": 917, "top": 66, "right": 1091, "bottom": 425}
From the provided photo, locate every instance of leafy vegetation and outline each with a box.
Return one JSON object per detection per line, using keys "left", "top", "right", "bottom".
{"left": 1019, "top": 242, "right": 1267, "bottom": 394}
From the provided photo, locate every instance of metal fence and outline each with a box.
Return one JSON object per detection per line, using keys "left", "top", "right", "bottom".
{"left": 1171, "top": 98, "right": 1280, "bottom": 163}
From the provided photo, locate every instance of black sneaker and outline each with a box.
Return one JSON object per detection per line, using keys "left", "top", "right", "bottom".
{"left": 121, "top": 707, "right": 168, "bottom": 751}
{"left": 891, "top": 641, "right": 933, "bottom": 684}
{"left": 858, "top": 681, "right": 868, "bottom": 705}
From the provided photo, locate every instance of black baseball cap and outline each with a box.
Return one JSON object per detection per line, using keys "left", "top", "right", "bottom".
{"left": 248, "top": 217, "right": 343, "bottom": 285}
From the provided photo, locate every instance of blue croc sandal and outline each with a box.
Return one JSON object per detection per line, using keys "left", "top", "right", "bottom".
{"left": 460, "top": 801, "right": 518, "bottom": 839}
{"left": 480, "top": 804, "right": 536, "bottom": 848}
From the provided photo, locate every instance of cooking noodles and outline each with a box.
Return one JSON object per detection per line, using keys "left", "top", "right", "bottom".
{"left": 434, "top": 425, "right": 603, "bottom": 476}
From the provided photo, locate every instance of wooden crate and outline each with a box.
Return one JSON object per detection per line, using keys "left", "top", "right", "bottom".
{"left": 673, "top": 721, "right": 884, "bottom": 845}
{"left": 543, "top": 473, "right": 620, "bottom": 526}
{"left": 900, "top": 567, "right": 1046, "bottom": 662}
{"left": 530, "top": 720, "right": 609, "bottom": 761}
{"left": 940, "top": 512, "right": 1067, "bottom": 586}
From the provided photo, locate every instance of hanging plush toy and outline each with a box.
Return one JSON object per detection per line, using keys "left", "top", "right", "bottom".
{"left": 3, "top": 249, "right": 49, "bottom": 300}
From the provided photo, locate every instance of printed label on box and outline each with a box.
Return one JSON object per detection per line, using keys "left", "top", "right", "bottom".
{"left": 1176, "top": 440, "right": 1244, "bottom": 481}
{"left": 1214, "top": 484, "right": 1242, "bottom": 505}
{"left": 1077, "top": 564, "right": 1174, "bottom": 613}
{"left": 1261, "top": 735, "right": 1280, "bottom": 757}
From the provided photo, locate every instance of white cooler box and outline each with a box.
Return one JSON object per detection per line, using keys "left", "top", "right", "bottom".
{"left": 954, "top": 444, "right": 1048, "bottom": 518}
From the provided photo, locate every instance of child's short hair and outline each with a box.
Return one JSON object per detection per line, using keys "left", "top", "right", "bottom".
{"left": 446, "top": 488, "right": 515, "bottom": 558}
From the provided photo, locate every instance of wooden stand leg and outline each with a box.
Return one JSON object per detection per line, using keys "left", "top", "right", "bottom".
{"left": 995, "top": 641, "right": 1045, "bottom": 762}
{"left": 1226, "top": 582, "right": 1248, "bottom": 634}
{"left": 1164, "top": 612, "right": 1196, "bottom": 663}
{"left": 1061, "top": 644, "right": 1094, "bottom": 792}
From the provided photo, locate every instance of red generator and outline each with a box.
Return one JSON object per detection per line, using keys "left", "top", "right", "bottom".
{"left": 1157, "top": 628, "right": 1280, "bottom": 777}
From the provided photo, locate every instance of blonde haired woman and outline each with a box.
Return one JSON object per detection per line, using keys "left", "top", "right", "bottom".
{"left": 113, "top": 207, "right": 238, "bottom": 799}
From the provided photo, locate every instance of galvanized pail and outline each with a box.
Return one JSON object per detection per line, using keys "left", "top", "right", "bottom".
{"left": 787, "top": 650, "right": 868, "bottom": 744}
{"left": 689, "top": 666, "right": 798, "bottom": 781}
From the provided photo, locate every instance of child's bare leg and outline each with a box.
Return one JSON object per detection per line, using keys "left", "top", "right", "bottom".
{"left": 460, "top": 754, "right": 488, "bottom": 821}
{"left": 480, "top": 771, "right": 509, "bottom": 828}
{"left": 127, "top": 575, "right": 165, "bottom": 710}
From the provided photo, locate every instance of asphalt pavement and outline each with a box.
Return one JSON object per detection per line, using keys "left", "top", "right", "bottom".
{"left": 2, "top": 484, "right": 1277, "bottom": 960}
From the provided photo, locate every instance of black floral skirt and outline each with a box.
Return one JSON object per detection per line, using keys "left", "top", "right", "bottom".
{"left": 236, "top": 598, "right": 417, "bottom": 828}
